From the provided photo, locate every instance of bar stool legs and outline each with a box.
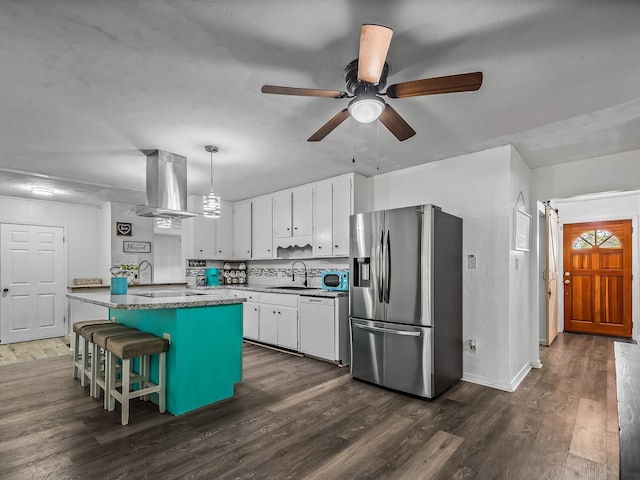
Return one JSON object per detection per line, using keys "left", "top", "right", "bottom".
{"left": 106, "top": 333, "right": 169, "bottom": 425}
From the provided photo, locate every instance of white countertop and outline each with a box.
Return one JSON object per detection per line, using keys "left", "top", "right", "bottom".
{"left": 66, "top": 290, "right": 244, "bottom": 310}
{"left": 190, "top": 285, "right": 349, "bottom": 298}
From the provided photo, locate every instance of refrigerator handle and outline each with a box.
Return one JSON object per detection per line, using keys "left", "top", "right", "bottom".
{"left": 378, "top": 229, "right": 384, "bottom": 303}
{"left": 353, "top": 323, "right": 422, "bottom": 337}
{"left": 384, "top": 229, "right": 391, "bottom": 303}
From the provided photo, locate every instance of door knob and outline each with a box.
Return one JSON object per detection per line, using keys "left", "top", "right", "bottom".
{"left": 564, "top": 272, "right": 571, "bottom": 277}
{"left": 564, "top": 279, "right": 570, "bottom": 285}
{"left": 2, "top": 288, "right": 8, "bottom": 293}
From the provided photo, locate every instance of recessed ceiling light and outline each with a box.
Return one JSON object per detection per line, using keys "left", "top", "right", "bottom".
{"left": 31, "top": 187, "right": 54, "bottom": 195}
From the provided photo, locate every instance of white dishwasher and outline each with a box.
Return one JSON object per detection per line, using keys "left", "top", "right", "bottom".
{"left": 299, "top": 296, "right": 335, "bottom": 361}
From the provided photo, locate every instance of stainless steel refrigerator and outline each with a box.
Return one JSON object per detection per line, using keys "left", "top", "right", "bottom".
{"left": 349, "top": 204, "right": 462, "bottom": 398}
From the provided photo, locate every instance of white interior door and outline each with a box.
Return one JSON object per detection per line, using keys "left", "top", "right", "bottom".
{"left": 1, "top": 223, "right": 66, "bottom": 344}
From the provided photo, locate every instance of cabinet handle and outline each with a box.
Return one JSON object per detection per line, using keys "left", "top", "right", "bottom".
{"left": 294, "top": 227, "right": 298, "bottom": 230}
{"left": 334, "top": 245, "right": 338, "bottom": 248}
{"left": 277, "top": 311, "right": 281, "bottom": 315}
{"left": 273, "top": 310, "right": 276, "bottom": 314}
{"left": 218, "top": 250, "right": 222, "bottom": 253}
{"left": 318, "top": 246, "right": 322, "bottom": 249}
{"left": 267, "top": 249, "right": 271, "bottom": 252}
{"left": 254, "top": 308, "right": 258, "bottom": 311}
{"left": 287, "top": 227, "right": 290, "bottom": 231}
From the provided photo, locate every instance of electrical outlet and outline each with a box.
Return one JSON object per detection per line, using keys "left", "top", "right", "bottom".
{"left": 163, "top": 333, "right": 171, "bottom": 343}
{"left": 469, "top": 339, "right": 477, "bottom": 351}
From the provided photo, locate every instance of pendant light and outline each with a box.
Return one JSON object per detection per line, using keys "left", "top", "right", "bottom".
{"left": 203, "top": 145, "right": 221, "bottom": 218}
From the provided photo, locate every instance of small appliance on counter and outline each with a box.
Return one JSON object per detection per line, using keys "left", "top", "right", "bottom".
{"left": 321, "top": 271, "right": 349, "bottom": 291}
{"left": 205, "top": 268, "right": 220, "bottom": 286}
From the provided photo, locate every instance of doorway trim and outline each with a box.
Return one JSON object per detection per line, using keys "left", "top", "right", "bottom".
{"left": 551, "top": 191, "right": 639, "bottom": 341}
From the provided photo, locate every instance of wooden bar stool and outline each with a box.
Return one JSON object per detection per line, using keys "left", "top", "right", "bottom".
{"left": 106, "top": 333, "right": 169, "bottom": 425}
{"left": 80, "top": 322, "right": 127, "bottom": 397}
{"left": 72, "top": 319, "right": 112, "bottom": 384}
{"left": 90, "top": 325, "right": 139, "bottom": 402}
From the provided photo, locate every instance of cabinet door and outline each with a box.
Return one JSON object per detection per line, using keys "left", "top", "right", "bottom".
{"left": 251, "top": 195, "right": 273, "bottom": 258}
{"left": 274, "top": 190, "right": 292, "bottom": 238}
{"left": 314, "top": 180, "right": 333, "bottom": 256}
{"left": 259, "top": 305, "right": 278, "bottom": 345}
{"left": 193, "top": 215, "right": 217, "bottom": 258}
{"left": 292, "top": 184, "right": 313, "bottom": 236}
{"left": 299, "top": 298, "right": 335, "bottom": 360}
{"left": 216, "top": 201, "right": 233, "bottom": 258}
{"left": 332, "top": 176, "right": 352, "bottom": 256}
{"left": 277, "top": 306, "right": 298, "bottom": 350}
{"left": 232, "top": 200, "right": 252, "bottom": 258}
{"left": 243, "top": 301, "right": 260, "bottom": 340}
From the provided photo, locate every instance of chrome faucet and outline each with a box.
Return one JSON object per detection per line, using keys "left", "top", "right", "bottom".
{"left": 291, "top": 260, "right": 308, "bottom": 287}
{"left": 138, "top": 260, "right": 153, "bottom": 284}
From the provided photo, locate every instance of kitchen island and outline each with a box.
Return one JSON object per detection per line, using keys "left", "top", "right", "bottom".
{"left": 66, "top": 290, "right": 244, "bottom": 415}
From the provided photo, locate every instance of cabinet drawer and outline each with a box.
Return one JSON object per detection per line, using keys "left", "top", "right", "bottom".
{"left": 260, "top": 292, "right": 298, "bottom": 307}
{"left": 299, "top": 296, "right": 334, "bottom": 307}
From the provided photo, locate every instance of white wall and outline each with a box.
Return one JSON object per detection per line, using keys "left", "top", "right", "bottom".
{"left": 0, "top": 195, "right": 106, "bottom": 333}
{"left": 372, "top": 145, "right": 520, "bottom": 390}
{"left": 508, "top": 147, "right": 534, "bottom": 387}
{"left": 0, "top": 195, "right": 101, "bottom": 280}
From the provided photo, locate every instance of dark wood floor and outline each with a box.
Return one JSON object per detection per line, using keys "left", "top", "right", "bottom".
{"left": 0, "top": 333, "right": 619, "bottom": 479}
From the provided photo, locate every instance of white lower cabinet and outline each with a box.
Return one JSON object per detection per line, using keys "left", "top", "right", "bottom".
{"left": 243, "top": 301, "right": 260, "bottom": 340}
{"left": 258, "top": 293, "right": 299, "bottom": 350}
{"left": 299, "top": 297, "right": 335, "bottom": 360}
{"left": 299, "top": 295, "right": 349, "bottom": 363}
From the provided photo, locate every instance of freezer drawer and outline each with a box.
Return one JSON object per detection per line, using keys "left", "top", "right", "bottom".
{"left": 350, "top": 318, "right": 432, "bottom": 398}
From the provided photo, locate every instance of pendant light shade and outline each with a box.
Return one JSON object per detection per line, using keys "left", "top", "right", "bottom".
{"left": 203, "top": 145, "right": 221, "bottom": 218}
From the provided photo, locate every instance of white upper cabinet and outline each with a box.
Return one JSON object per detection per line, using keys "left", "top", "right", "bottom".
{"left": 292, "top": 185, "right": 313, "bottom": 236}
{"left": 274, "top": 190, "right": 292, "bottom": 238}
{"left": 232, "top": 200, "right": 252, "bottom": 259}
{"left": 313, "top": 175, "right": 352, "bottom": 257}
{"left": 251, "top": 195, "right": 273, "bottom": 258}
{"left": 215, "top": 201, "right": 233, "bottom": 258}
{"left": 331, "top": 176, "right": 352, "bottom": 256}
{"left": 274, "top": 185, "right": 313, "bottom": 239}
{"left": 314, "top": 180, "right": 333, "bottom": 256}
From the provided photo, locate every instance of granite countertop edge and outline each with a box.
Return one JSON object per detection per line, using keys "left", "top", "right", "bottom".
{"left": 66, "top": 292, "right": 244, "bottom": 310}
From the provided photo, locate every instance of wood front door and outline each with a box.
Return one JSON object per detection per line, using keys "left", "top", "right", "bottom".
{"left": 563, "top": 220, "right": 632, "bottom": 337}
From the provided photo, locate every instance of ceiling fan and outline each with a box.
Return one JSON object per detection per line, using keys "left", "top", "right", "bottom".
{"left": 261, "top": 24, "right": 483, "bottom": 142}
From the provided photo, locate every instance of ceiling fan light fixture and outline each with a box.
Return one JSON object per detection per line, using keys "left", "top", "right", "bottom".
{"left": 348, "top": 96, "right": 385, "bottom": 123}
{"left": 203, "top": 145, "right": 221, "bottom": 218}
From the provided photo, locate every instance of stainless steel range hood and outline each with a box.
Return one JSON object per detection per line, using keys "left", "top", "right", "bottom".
{"left": 135, "top": 150, "right": 198, "bottom": 220}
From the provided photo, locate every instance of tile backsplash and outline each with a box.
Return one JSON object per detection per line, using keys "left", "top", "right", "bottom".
{"left": 185, "top": 258, "right": 348, "bottom": 288}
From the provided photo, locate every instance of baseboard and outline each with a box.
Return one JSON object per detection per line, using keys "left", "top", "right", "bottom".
{"left": 463, "top": 362, "right": 533, "bottom": 393}
{"left": 510, "top": 362, "right": 532, "bottom": 391}
{"left": 461, "top": 373, "right": 514, "bottom": 392}
{"left": 531, "top": 359, "right": 543, "bottom": 369}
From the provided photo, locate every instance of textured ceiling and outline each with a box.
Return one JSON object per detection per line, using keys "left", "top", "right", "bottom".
{"left": 1, "top": 0, "right": 639, "bottom": 206}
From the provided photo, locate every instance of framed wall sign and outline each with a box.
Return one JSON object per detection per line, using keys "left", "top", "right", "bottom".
{"left": 123, "top": 241, "right": 151, "bottom": 253}
{"left": 116, "top": 222, "right": 133, "bottom": 236}
{"left": 514, "top": 209, "right": 531, "bottom": 251}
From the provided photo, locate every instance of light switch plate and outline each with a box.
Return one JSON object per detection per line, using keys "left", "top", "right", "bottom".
{"left": 467, "top": 254, "right": 477, "bottom": 269}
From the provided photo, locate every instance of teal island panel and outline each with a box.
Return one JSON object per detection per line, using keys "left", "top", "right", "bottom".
{"left": 110, "top": 303, "right": 243, "bottom": 415}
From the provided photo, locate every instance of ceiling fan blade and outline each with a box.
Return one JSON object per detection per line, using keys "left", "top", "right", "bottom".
{"left": 307, "top": 109, "right": 351, "bottom": 142}
{"left": 386, "top": 72, "right": 483, "bottom": 99}
{"left": 261, "top": 85, "right": 347, "bottom": 98}
{"left": 357, "top": 24, "right": 393, "bottom": 84}
{"left": 378, "top": 104, "right": 416, "bottom": 141}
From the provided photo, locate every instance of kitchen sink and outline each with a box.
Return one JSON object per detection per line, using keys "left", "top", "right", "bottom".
{"left": 265, "top": 286, "right": 320, "bottom": 291}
